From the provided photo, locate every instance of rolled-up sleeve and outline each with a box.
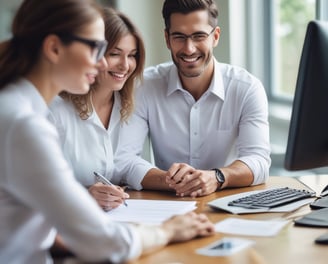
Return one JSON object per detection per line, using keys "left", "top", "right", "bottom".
{"left": 236, "top": 79, "right": 271, "bottom": 185}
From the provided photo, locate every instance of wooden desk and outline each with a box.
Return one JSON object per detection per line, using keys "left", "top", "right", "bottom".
{"left": 126, "top": 176, "right": 328, "bottom": 264}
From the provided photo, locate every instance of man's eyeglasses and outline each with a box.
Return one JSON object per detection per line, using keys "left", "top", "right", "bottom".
{"left": 168, "top": 27, "right": 216, "bottom": 44}
{"left": 57, "top": 34, "right": 108, "bottom": 63}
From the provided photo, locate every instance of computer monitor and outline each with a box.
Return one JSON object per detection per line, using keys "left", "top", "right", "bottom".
{"left": 285, "top": 20, "right": 328, "bottom": 171}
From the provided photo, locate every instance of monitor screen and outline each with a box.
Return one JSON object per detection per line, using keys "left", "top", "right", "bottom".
{"left": 285, "top": 20, "right": 328, "bottom": 171}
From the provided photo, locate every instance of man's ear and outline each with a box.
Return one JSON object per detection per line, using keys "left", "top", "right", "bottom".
{"left": 212, "top": 26, "right": 221, "bottom": 47}
{"left": 164, "top": 29, "right": 171, "bottom": 50}
{"left": 42, "top": 34, "right": 62, "bottom": 64}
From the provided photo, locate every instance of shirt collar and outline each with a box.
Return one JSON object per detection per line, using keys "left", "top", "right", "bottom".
{"left": 210, "top": 59, "right": 225, "bottom": 100}
{"left": 88, "top": 91, "right": 121, "bottom": 130}
{"left": 167, "top": 63, "right": 182, "bottom": 96}
{"left": 166, "top": 59, "right": 225, "bottom": 101}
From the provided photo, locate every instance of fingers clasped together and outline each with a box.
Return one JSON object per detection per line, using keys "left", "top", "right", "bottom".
{"left": 165, "top": 163, "right": 218, "bottom": 197}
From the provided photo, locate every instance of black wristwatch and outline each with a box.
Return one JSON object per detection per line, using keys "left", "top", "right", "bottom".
{"left": 212, "top": 168, "right": 225, "bottom": 189}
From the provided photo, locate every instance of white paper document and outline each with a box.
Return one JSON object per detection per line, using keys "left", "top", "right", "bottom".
{"left": 207, "top": 189, "right": 315, "bottom": 214}
{"left": 107, "top": 199, "right": 197, "bottom": 225}
{"left": 215, "top": 217, "right": 289, "bottom": 237}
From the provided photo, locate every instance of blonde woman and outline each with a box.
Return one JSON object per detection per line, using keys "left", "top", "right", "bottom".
{"left": 49, "top": 7, "right": 145, "bottom": 210}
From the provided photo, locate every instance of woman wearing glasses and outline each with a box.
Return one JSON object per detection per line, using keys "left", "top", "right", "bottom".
{"left": 0, "top": 1, "right": 215, "bottom": 263}
{"left": 48, "top": 7, "right": 143, "bottom": 211}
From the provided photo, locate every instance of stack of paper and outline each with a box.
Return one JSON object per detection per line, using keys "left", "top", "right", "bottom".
{"left": 107, "top": 199, "right": 197, "bottom": 225}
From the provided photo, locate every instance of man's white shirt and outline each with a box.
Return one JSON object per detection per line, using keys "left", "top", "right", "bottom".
{"left": 114, "top": 60, "right": 271, "bottom": 190}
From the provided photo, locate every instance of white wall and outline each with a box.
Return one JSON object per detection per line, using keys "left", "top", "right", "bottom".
{"left": 116, "top": 0, "right": 170, "bottom": 67}
{"left": 0, "top": 0, "right": 23, "bottom": 41}
{"left": 0, "top": 0, "right": 247, "bottom": 68}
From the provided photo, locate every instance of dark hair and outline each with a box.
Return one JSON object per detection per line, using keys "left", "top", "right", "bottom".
{"left": 162, "top": 0, "right": 218, "bottom": 30}
{"left": 0, "top": 0, "right": 102, "bottom": 89}
{"left": 61, "top": 7, "right": 145, "bottom": 122}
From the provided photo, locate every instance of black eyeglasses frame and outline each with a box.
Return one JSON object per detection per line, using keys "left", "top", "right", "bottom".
{"left": 57, "top": 34, "right": 108, "bottom": 62}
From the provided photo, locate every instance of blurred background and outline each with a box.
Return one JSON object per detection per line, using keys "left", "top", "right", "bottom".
{"left": 1, "top": 0, "right": 328, "bottom": 177}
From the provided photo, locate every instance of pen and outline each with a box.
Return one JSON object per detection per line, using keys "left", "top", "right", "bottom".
{"left": 93, "top": 172, "right": 128, "bottom": 207}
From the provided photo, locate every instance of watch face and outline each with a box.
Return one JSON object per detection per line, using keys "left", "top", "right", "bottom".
{"left": 215, "top": 169, "right": 225, "bottom": 183}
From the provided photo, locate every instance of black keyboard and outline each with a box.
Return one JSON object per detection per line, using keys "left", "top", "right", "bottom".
{"left": 228, "top": 187, "right": 316, "bottom": 209}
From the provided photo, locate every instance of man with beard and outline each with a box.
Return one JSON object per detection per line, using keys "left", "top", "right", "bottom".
{"left": 114, "top": 0, "right": 271, "bottom": 197}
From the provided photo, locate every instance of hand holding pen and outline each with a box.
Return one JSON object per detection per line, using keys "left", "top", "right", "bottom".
{"left": 91, "top": 172, "right": 128, "bottom": 209}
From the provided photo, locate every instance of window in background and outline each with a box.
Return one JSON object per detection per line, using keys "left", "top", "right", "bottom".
{"left": 271, "top": 0, "right": 315, "bottom": 101}
{"left": 246, "top": 0, "right": 325, "bottom": 176}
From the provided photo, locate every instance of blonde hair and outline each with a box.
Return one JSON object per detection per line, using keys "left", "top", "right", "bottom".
{"left": 60, "top": 7, "right": 145, "bottom": 122}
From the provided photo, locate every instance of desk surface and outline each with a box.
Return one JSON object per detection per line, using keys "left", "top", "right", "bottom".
{"left": 126, "top": 175, "right": 328, "bottom": 264}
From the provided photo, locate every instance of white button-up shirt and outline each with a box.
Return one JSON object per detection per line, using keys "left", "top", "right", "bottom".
{"left": 48, "top": 93, "right": 122, "bottom": 186}
{"left": 115, "top": 60, "right": 271, "bottom": 190}
{"left": 0, "top": 79, "right": 167, "bottom": 263}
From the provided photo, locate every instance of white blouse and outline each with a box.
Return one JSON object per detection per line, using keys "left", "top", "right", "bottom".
{"left": 0, "top": 79, "right": 167, "bottom": 263}
{"left": 48, "top": 93, "right": 122, "bottom": 187}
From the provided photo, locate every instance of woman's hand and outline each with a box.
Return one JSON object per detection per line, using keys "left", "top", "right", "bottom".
{"left": 88, "top": 182, "right": 129, "bottom": 211}
{"left": 161, "top": 211, "right": 215, "bottom": 243}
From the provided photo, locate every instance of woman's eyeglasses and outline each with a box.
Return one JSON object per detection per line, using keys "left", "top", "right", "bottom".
{"left": 57, "top": 34, "right": 108, "bottom": 63}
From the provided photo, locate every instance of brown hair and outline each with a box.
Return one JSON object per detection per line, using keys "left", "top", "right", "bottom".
{"left": 61, "top": 7, "right": 145, "bottom": 122}
{"left": 162, "top": 0, "right": 218, "bottom": 30}
{"left": 0, "top": 0, "right": 102, "bottom": 89}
